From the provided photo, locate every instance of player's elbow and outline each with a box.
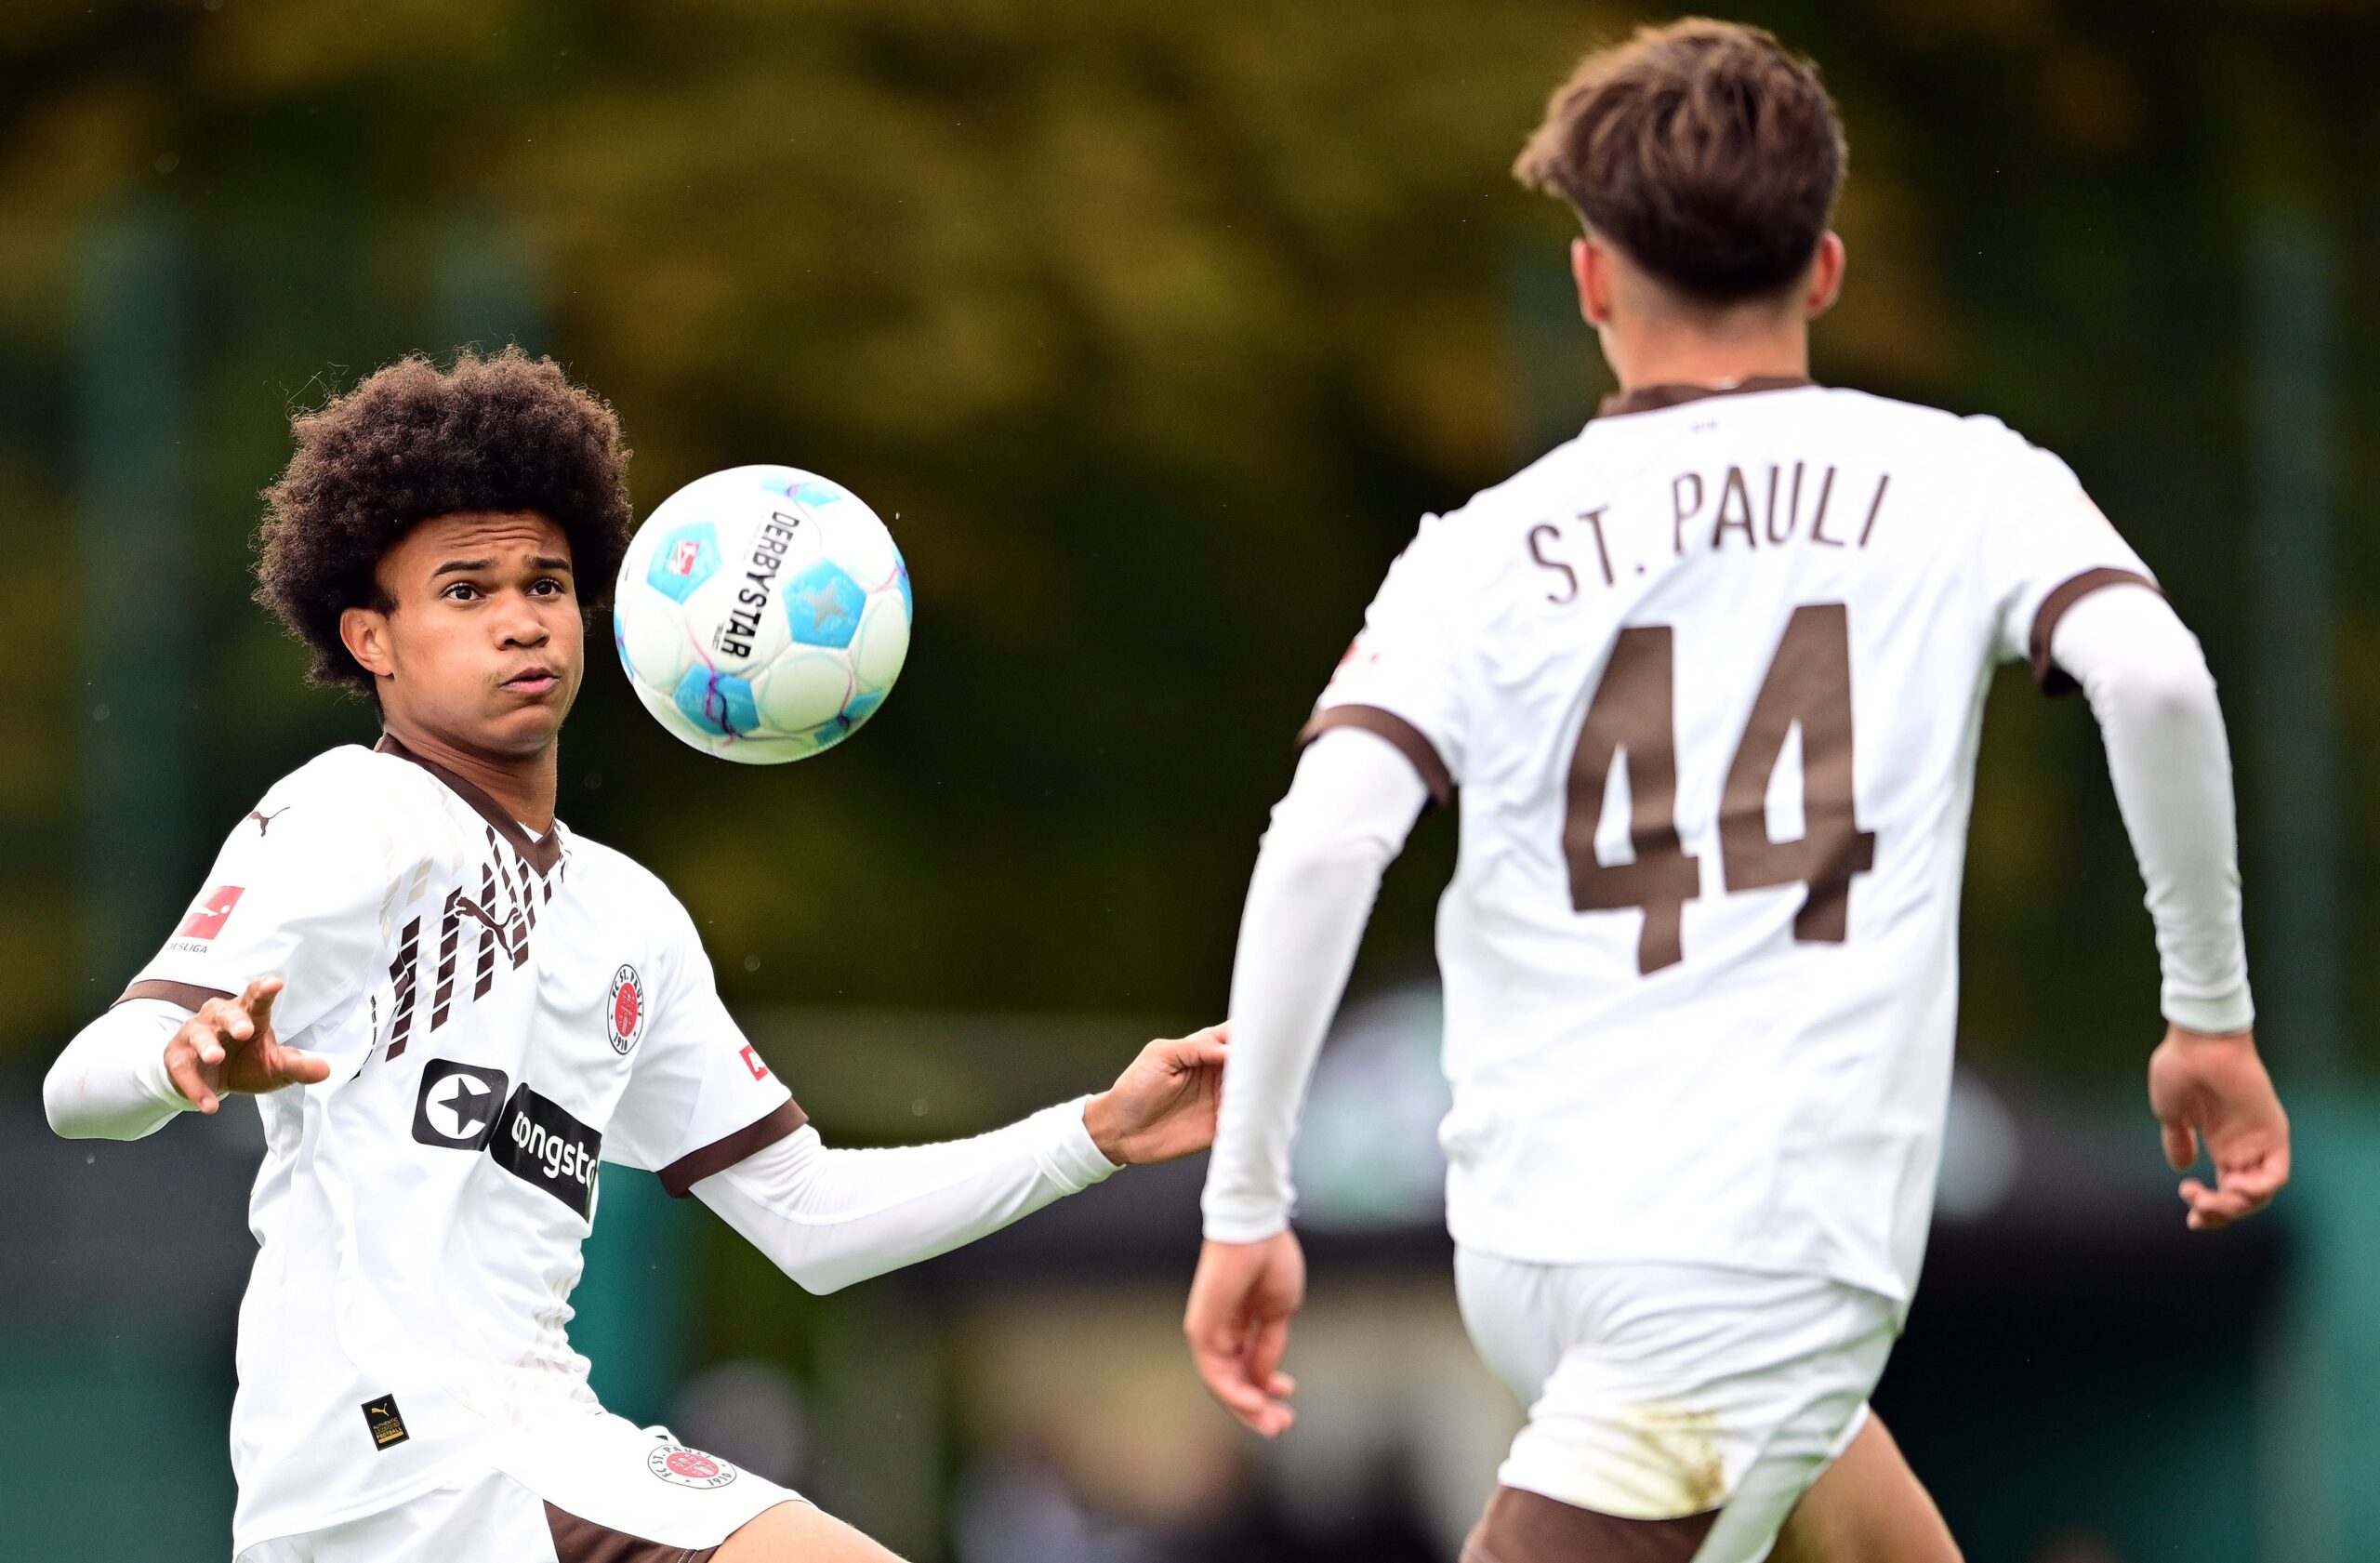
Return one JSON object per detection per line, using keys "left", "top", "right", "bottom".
{"left": 2106, "top": 652, "right": 2219, "bottom": 732}
{"left": 779, "top": 1257, "right": 863, "bottom": 1297}
{"left": 43, "top": 1061, "right": 99, "bottom": 1140}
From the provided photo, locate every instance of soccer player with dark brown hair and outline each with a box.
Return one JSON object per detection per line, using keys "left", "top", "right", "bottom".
{"left": 1183, "top": 20, "right": 2287, "bottom": 1562}
{"left": 46, "top": 347, "right": 1229, "bottom": 1563}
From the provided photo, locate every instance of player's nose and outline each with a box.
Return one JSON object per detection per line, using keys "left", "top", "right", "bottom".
{"left": 496, "top": 599, "right": 552, "bottom": 648}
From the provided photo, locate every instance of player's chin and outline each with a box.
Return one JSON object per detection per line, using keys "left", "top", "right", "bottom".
{"left": 483, "top": 687, "right": 575, "bottom": 747}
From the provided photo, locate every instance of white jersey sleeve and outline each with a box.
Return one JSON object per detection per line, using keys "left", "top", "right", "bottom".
{"left": 1976, "top": 431, "right": 2160, "bottom": 693}
{"left": 1301, "top": 510, "right": 1473, "bottom": 803}
{"left": 121, "top": 750, "right": 397, "bottom": 1054}
{"left": 603, "top": 888, "right": 801, "bottom": 1195}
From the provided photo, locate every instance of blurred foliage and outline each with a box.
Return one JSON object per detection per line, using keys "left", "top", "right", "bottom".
{"left": 1, "top": 0, "right": 2376, "bottom": 1080}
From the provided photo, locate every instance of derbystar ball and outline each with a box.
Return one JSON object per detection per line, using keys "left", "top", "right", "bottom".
{"left": 613, "top": 465, "right": 911, "bottom": 764}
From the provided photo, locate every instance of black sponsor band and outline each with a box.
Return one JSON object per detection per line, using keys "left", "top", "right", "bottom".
{"left": 488, "top": 1082, "right": 603, "bottom": 1219}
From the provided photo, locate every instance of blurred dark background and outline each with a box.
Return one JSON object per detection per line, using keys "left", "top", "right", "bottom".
{"left": 3, "top": 1, "right": 2377, "bottom": 1558}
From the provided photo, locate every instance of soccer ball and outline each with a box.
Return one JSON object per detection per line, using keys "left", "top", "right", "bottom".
{"left": 613, "top": 465, "right": 911, "bottom": 764}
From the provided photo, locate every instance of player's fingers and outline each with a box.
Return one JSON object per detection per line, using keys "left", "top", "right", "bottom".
{"left": 187, "top": 999, "right": 230, "bottom": 1061}
{"left": 244, "top": 975, "right": 284, "bottom": 1037}
{"left": 1244, "top": 1314, "right": 1292, "bottom": 1393}
{"left": 2181, "top": 1180, "right": 2258, "bottom": 1229}
{"left": 1190, "top": 1339, "right": 1273, "bottom": 1424}
{"left": 268, "top": 1047, "right": 332, "bottom": 1087}
{"left": 2159, "top": 1119, "right": 2198, "bottom": 1172}
{"left": 165, "top": 1046, "right": 219, "bottom": 1115}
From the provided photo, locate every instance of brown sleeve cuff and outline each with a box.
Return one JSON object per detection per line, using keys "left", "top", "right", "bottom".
{"left": 116, "top": 979, "right": 232, "bottom": 1012}
{"left": 657, "top": 1098, "right": 810, "bottom": 1197}
{"left": 2030, "top": 567, "right": 2161, "bottom": 695}
{"left": 1297, "top": 704, "right": 1454, "bottom": 809}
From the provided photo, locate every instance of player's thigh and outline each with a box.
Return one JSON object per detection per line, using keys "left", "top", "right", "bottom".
{"left": 1455, "top": 1247, "right": 1571, "bottom": 1405}
{"left": 1462, "top": 1484, "right": 1716, "bottom": 1563}
{"left": 1482, "top": 1265, "right": 1895, "bottom": 1563}
{"left": 715, "top": 1499, "right": 906, "bottom": 1562}
{"left": 1770, "top": 1412, "right": 1959, "bottom": 1563}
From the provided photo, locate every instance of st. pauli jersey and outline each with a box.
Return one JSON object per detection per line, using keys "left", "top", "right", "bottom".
{"left": 1304, "top": 381, "right": 2153, "bottom": 1306}
{"left": 125, "top": 735, "right": 798, "bottom": 1552}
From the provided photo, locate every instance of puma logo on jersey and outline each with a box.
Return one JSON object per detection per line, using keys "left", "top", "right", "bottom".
{"left": 248, "top": 806, "right": 289, "bottom": 836}
{"left": 360, "top": 1395, "right": 410, "bottom": 1450}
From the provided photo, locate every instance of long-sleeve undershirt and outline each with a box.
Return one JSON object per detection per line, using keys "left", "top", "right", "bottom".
{"left": 2049, "top": 584, "right": 2254, "bottom": 1035}
{"left": 46, "top": 1000, "right": 1121, "bottom": 1292}
{"left": 691, "top": 1104, "right": 1118, "bottom": 1294}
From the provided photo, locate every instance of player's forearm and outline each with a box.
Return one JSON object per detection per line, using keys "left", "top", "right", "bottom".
{"left": 691, "top": 1099, "right": 1118, "bottom": 1294}
{"left": 1200, "top": 731, "right": 1425, "bottom": 1243}
{"left": 2054, "top": 588, "right": 2254, "bottom": 1034}
{"left": 44, "top": 1000, "right": 192, "bottom": 1140}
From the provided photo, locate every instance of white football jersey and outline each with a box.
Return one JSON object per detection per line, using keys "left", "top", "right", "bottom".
{"left": 1309, "top": 380, "right": 2153, "bottom": 1304}
{"left": 124, "top": 737, "right": 798, "bottom": 1552}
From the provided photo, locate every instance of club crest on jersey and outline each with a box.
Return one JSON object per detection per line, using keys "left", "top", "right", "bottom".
{"left": 647, "top": 1445, "right": 739, "bottom": 1490}
{"left": 607, "top": 964, "right": 644, "bottom": 1055}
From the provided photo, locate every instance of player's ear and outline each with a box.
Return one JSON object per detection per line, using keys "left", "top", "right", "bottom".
{"left": 1804, "top": 232, "right": 1846, "bottom": 319}
{"left": 340, "top": 603, "right": 395, "bottom": 681}
{"left": 1571, "top": 236, "right": 1615, "bottom": 327}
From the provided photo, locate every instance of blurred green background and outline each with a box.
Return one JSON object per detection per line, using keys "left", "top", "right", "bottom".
{"left": 3, "top": 1, "right": 2377, "bottom": 1559}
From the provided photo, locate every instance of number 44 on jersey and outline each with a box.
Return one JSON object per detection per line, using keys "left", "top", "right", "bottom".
{"left": 1566, "top": 603, "right": 1875, "bottom": 974}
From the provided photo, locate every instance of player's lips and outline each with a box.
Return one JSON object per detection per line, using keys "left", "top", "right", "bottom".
{"left": 501, "top": 667, "right": 561, "bottom": 696}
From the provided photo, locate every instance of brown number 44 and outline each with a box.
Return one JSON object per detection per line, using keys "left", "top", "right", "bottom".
{"left": 1564, "top": 603, "right": 1876, "bottom": 974}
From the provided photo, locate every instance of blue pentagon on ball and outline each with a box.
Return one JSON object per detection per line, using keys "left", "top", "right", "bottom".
{"left": 670, "top": 667, "right": 760, "bottom": 738}
{"left": 842, "top": 690, "right": 885, "bottom": 729}
{"left": 784, "top": 561, "right": 865, "bottom": 649}
{"left": 645, "top": 522, "right": 721, "bottom": 603}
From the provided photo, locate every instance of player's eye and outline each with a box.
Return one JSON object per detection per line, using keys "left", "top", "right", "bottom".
{"left": 531, "top": 577, "right": 568, "bottom": 597}
{"left": 443, "top": 581, "right": 483, "bottom": 602}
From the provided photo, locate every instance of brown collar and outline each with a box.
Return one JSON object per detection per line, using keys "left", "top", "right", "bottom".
{"left": 375, "top": 734, "right": 564, "bottom": 876}
{"left": 1596, "top": 376, "right": 1817, "bottom": 420}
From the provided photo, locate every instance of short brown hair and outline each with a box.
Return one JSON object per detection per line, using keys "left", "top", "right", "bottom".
{"left": 1514, "top": 19, "right": 1845, "bottom": 303}
{"left": 255, "top": 347, "right": 633, "bottom": 695}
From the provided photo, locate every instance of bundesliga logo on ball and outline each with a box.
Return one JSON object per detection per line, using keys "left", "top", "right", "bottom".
{"left": 614, "top": 465, "right": 912, "bottom": 763}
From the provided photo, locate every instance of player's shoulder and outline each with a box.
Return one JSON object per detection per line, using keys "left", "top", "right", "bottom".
{"left": 1811, "top": 388, "right": 2077, "bottom": 483}
{"left": 251, "top": 743, "right": 430, "bottom": 827}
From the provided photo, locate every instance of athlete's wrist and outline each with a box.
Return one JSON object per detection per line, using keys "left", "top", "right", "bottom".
{"left": 1199, "top": 1200, "right": 1292, "bottom": 1246}
{"left": 2161, "top": 991, "right": 2254, "bottom": 1040}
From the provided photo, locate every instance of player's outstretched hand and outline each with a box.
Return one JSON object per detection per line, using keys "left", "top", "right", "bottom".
{"left": 2147, "top": 1025, "right": 2289, "bottom": 1232}
{"left": 164, "top": 975, "right": 331, "bottom": 1115}
{"left": 1185, "top": 1231, "right": 1304, "bottom": 1437}
{"left": 1082, "top": 1024, "right": 1229, "bottom": 1165}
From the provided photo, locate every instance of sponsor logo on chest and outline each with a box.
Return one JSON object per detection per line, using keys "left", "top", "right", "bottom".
{"left": 409, "top": 1060, "right": 602, "bottom": 1219}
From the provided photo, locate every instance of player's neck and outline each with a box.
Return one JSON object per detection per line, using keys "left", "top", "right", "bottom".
{"left": 1602, "top": 319, "right": 1810, "bottom": 399}
{"left": 378, "top": 718, "right": 560, "bottom": 835}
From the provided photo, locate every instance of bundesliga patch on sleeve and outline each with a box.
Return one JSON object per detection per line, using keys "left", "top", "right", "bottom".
{"left": 361, "top": 1394, "right": 410, "bottom": 1450}
{"left": 178, "top": 885, "right": 245, "bottom": 943}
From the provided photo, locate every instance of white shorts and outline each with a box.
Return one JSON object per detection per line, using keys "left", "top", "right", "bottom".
{"left": 236, "top": 1412, "right": 806, "bottom": 1563}
{"left": 1454, "top": 1251, "right": 1897, "bottom": 1563}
